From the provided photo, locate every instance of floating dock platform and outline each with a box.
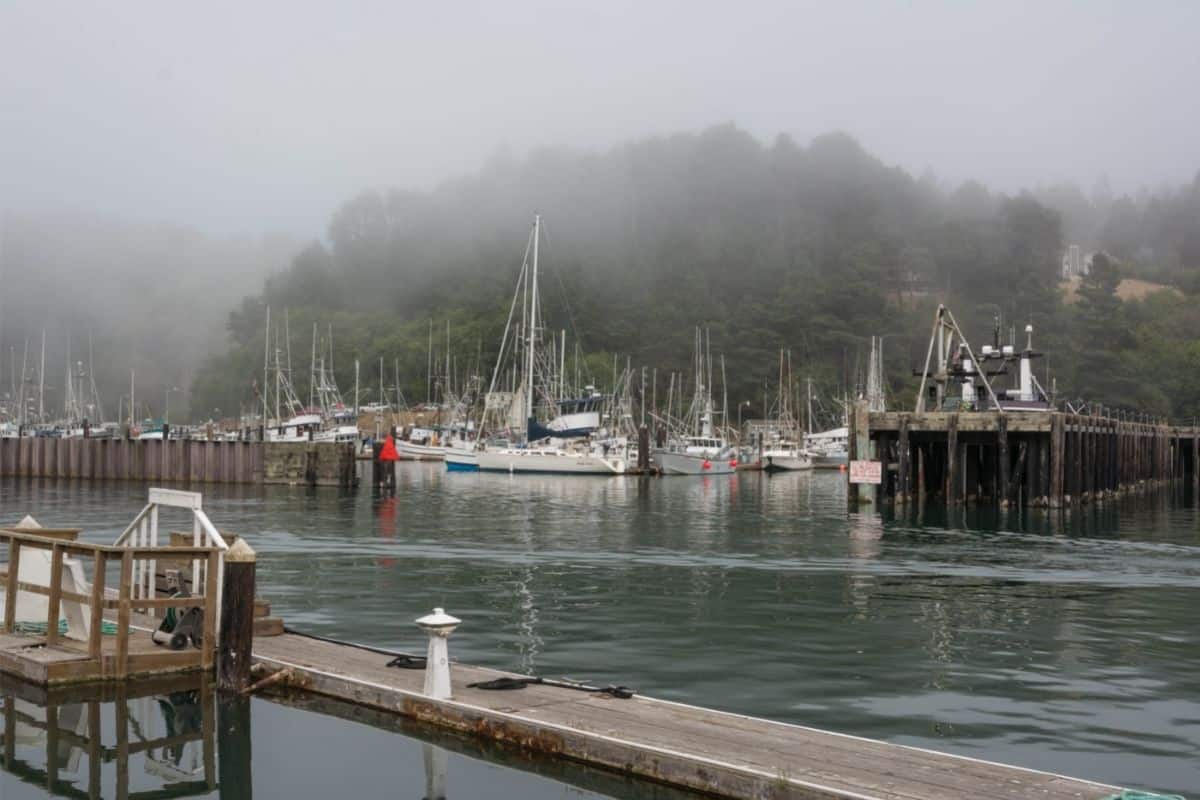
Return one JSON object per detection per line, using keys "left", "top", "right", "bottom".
{"left": 251, "top": 631, "right": 1122, "bottom": 800}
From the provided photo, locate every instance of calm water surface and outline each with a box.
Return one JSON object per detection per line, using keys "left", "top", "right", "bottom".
{"left": 2, "top": 467, "right": 1198, "bottom": 795}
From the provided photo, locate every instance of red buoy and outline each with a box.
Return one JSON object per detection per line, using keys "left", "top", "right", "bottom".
{"left": 702, "top": 460, "right": 712, "bottom": 470}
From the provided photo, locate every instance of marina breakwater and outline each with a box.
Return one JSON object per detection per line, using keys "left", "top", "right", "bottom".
{"left": 0, "top": 438, "right": 356, "bottom": 487}
{"left": 849, "top": 400, "right": 1200, "bottom": 510}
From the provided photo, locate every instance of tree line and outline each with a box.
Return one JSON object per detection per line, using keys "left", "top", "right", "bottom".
{"left": 191, "top": 124, "right": 1200, "bottom": 424}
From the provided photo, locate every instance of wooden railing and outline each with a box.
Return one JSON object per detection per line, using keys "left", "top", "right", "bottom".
{"left": 0, "top": 529, "right": 220, "bottom": 679}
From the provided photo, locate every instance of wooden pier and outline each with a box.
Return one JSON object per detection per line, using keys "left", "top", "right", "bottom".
{"left": 848, "top": 401, "right": 1199, "bottom": 510}
{"left": 0, "top": 437, "right": 357, "bottom": 487}
{"left": 249, "top": 631, "right": 1123, "bottom": 800}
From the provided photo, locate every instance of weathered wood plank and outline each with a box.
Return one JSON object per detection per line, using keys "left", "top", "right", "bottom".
{"left": 251, "top": 632, "right": 1121, "bottom": 800}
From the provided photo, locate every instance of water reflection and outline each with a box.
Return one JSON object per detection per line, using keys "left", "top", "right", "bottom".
{"left": 0, "top": 674, "right": 219, "bottom": 799}
{"left": 0, "top": 673, "right": 702, "bottom": 800}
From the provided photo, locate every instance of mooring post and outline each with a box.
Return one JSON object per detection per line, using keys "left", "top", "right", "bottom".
{"left": 897, "top": 415, "right": 910, "bottom": 504}
{"left": 416, "top": 608, "right": 461, "bottom": 701}
{"left": 218, "top": 539, "right": 257, "bottom": 693}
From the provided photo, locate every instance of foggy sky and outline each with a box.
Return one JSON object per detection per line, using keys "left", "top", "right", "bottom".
{"left": 2, "top": 1, "right": 1197, "bottom": 237}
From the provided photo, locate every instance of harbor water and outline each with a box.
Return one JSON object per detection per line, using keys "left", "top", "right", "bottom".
{"left": 2, "top": 466, "right": 1198, "bottom": 796}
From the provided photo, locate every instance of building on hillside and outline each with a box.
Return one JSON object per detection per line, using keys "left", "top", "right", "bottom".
{"left": 1061, "top": 244, "right": 1087, "bottom": 279}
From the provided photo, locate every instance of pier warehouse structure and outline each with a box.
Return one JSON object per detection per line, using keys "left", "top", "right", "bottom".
{"left": 848, "top": 306, "right": 1200, "bottom": 509}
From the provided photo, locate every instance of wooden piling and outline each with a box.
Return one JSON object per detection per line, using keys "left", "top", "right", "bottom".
{"left": 916, "top": 443, "right": 925, "bottom": 504}
{"left": 897, "top": 415, "right": 910, "bottom": 504}
{"left": 997, "top": 415, "right": 1009, "bottom": 507}
{"left": 877, "top": 433, "right": 891, "bottom": 504}
{"left": 945, "top": 413, "right": 959, "bottom": 504}
{"left": 1049, "top": 413, "right": 1064, "bottom": 508}
{"left": 1193, "top": 432, "right": 1198, "bottom": 496}
{"left": 637, "top": 425, "right": 650, "bottom": 472}
{"left": 219, "top": 539, "right": 257, "bottom": 693}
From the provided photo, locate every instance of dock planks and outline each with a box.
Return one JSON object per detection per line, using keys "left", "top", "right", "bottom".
{"left": 252, "top": 632, "right": 1120, "bottom": 800}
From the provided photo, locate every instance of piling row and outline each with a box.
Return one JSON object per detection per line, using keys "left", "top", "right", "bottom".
{"left": 0, "top": 438, "right": 262, "bottom": 483}
{"left": 853, "top": 404, "right": 1198, "bottom": 510}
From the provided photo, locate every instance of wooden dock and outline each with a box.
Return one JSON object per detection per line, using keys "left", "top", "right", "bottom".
{"left": 849, "top": 401, "right": 1200, "bottom": 510}
{"left": 251, "top": 632, "right": 1123, "bottom": 800}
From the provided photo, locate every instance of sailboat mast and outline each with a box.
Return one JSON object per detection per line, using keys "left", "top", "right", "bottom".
{"left": 310, "top": 322, "right": 317, "bottom": 409}
{"left": 285, "top": 308, "right": 292, "bottom": 383}
{"left": 807, "top": 377, "right": 814, "bottom": 436}
{"left": 18, "top": 338, "right": 28, "bottom": 426}
{"left": 130, "top": 369, "right": 135, "bottom": 428}
{"left": 426, "top": 319, "right": 433, "bottom": 406}
{"left": 354, "top": 359, "right": 360, "bottom": 415}
{"left": 38, "top": 328, "right": 45, "bottom": 423}
{"left": 263, "top": 307, "right": 270, "bottom": 426}
{"left": 525, "top": 215, "right": 540, "bottom": 428}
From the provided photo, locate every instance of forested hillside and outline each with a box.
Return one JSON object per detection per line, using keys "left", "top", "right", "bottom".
{"left": 187, "top": 125, "right": 1200, "bottom": 422}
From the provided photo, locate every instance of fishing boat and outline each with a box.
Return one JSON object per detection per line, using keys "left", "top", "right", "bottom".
{"left": 652, "top": 329, "right": 736, "bottom": 475}
{"left": 654, "top": 435, "right": 736, "bottom": 475}
{"left": 807, "top": 426, "right": 848, "bottom": 469}
{"left": 763, "top": 440, "right": 813, "bottom": 472}
{"left": 760, "top": 350, "right": 814, "bottom": 473}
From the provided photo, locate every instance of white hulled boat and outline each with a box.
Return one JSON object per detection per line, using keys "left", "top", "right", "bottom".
{"left": 652, "top": 329, "right": 735, "bottom": 475}
{"left": 450, "top": 215, "right": 624, "bottom": 476}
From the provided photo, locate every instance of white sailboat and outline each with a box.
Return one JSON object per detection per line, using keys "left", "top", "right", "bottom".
{"left": 455, "top": 215, "right": 626, "bottom": 475}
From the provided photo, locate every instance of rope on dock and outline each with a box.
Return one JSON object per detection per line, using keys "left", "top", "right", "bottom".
{"left": 282, "top": 625, "right": 422, "bottom": 660}
{"left": 467, "top": 675, "right": 635, "bottom": 699}
{"left": 1102, "top": 791, "right": 1186, "bottom": 800}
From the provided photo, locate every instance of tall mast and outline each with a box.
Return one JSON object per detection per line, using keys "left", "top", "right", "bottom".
{"left": 426, "top": 319, "right": 433, "bottom": 406}
{"left": 274, "top": 327, "right": 281, "bottom": 423}
{"left": 394, "top": 358, "right": 401, "bottom": 414}
{"left": 354, "top": 359, "right": 360, "bottom": 415}
{"left": 130, "top": 369, "right": 135, "bottom": 428}
{"left": 263, "top": 306, "right": 270, "bottom": 426}
{"left": 38, "top": 328, "right": 45, "bottom": 423}
{"left": 807, "top": 377, "right": 813, "bottom": 436}
{"left": 310, "top": 322, "right": 317, "bottom": 409}
{"left": 445, "top": 319, "right": 451, "bottom": 403}
{"left": 284, "top": 308, "right": 292, "bottom": 382}
{"left": 525, "top": 215, "right": 540, "bottom": 430}
{"left": 19, "top": 337, "right": 28, "bottom": 426}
